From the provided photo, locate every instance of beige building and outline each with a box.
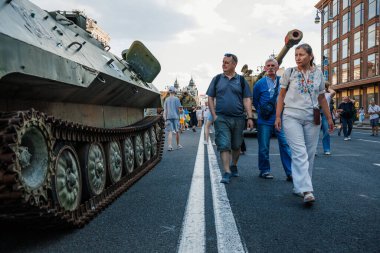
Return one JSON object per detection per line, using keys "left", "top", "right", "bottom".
{"left": 315, "top": 0, "right": 380, "bottom": 110}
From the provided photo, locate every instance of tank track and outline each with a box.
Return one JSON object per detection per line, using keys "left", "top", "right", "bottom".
{"left": 0, "top": 109, "right": 164, "bottom": 228}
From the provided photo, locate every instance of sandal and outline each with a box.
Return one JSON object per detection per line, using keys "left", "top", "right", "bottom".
{"left": 303, "top": 192, "right": 315, "bottom": 203}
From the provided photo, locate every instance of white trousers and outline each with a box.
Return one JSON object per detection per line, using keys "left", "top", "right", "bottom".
{"left": 282, "top": 116, "right": 320, "bottom": 193}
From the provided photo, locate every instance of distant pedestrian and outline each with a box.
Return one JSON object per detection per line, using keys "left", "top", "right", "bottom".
{"left": 368, "top": 99, "right": 380, "bottom": 136}
{"left": 204, "top": 111, "right": 216, "bottom": 145}
{"left": 196, "top": 106, "right": 204, "bottom": 127}
{"left": 163, "top": 86, "right": 183, "bottom": 151}
{"left": 359, "top": 107, "right": 365, "bottom": 123}
{"left": 189, "top": 106, "right": 197, "bottom": 132}
{"left": 252, "top": 58, "right": 292, "bottom": 180}
{"left": 337, "top": 96, "right": 355, "bottom": 141}
{"left": 206, "top": 53, "right": 253, "bottom": 184}
{"left": 319, "top": 81, "right": 335, "bottom": 155}
{"left": 275, "top": 44, "right": 333, "bottom": 204}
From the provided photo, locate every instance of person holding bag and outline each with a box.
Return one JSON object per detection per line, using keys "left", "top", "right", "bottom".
{"left": 253, "top": 58, "right": 292, "bottom": 180}
{"left": 274, "top": 43, "right": 333, "bottom": 204}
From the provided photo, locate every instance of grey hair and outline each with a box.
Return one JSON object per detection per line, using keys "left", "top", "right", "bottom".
{"left": 265, "top": 58, "right": 278, "bottom": 66}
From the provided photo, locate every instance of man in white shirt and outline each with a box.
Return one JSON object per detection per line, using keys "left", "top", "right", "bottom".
{"left": 368, "top": 99, "right": 380, "bottom": 136}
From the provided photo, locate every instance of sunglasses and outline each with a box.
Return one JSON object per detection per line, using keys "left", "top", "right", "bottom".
{"left": 224, "top": 53, "right": 237, "bottom": 63}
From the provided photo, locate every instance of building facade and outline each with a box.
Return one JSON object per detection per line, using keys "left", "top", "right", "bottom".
{"left": 315, "top": 0, "right": 380, "bottom": 110}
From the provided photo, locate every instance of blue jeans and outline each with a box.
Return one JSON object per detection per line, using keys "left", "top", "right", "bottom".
{"left": 321, "top": 113, "right": 330, "bottom": 152}
{"left": 257, "top": 124, "right": 292, "bottom": 176}
{"left": 341, "top": 117, "right": 353, "bottom": 137}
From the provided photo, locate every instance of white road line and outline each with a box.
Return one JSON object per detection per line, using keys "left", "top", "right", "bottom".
{"left": 207, "top": 143, "right": 246, "bottom": 253}
{"left": 374, "top": 164, "right": 380, "bottom": 167}
{"left": 357, "top": 139, "right": 380, "bottom": 144}
{"left": 177, "top": 129, "right": 205, "bottom": 253}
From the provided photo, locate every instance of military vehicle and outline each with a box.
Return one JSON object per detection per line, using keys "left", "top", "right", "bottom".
{"left": 242, "top": 29, "right": 303, "bottom": 135}
{"left": 243, "top": 29, "right": 303, "bottom": 91}
{"left": 0, "top": 0, "right": 164, "bottom": 227}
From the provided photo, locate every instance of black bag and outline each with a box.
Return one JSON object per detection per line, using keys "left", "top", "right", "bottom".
{"left": 260, "top": 79, "right": 279, "bottom": 120}
{"left": 260, "top": 100, "right": 276, "bottom": 120}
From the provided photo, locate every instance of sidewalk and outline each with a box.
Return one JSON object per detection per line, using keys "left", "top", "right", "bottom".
{"left": 352, "top": 118, "right": 372, "bottom": 130}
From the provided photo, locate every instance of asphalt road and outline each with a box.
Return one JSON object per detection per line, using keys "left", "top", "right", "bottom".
{"left": 1, "top": 127, "right": 379, "bottom": 253}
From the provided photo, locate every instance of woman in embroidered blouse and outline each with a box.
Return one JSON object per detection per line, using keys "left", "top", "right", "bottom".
{"left": 274, "top": 43, "right": 334, "bottom": 204}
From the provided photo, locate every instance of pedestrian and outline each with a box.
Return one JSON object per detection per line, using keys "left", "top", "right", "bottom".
{"left": 319, "top": 81, "right": 336, "bottom": 155}
{"left": 163, "top": 86, "right": 183, "bottom": 151}
{"left": 337, "top": 96, "right": 355, "bottom": 141}
{"left": 359, "top": 106, "right": 365, "bottom": 124}
{"left": 204, "top": 109, "right": 216, "bottom": 145}
{"left": 196, "top": 106, "right": 204, "bottom": 127}
{"left": 179, "top": 106, "right": 185, "bottom": 133}
{"left": 274, "top": 43, "right": 334, "bottom": 204}
{"left": 252, "top": 58, "right": 292, "bottom": 180}
{"left": 189, "top": 106, "right": 197, "bottom": 132}
{"left": 206, "top": 53, "right": 254, "bottom": 184}
{"left": 368, "top": 99, "right": 380, "bottom": 136}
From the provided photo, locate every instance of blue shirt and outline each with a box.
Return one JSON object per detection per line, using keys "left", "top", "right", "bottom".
{"left": 253, "top": 76, "right": 280, "bottom": 125}
{"left": 206, "top": 73, "right": 251, "bottom": 117}
{"left": 164, "top": 96, "right": 182, "bottom": 120}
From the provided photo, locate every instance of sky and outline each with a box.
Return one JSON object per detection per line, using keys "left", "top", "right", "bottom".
{"left": 30, "top": 0, "right": 322, "bottom": 95}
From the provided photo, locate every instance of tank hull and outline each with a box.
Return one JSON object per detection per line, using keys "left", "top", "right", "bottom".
{"left": 0, "top": 0, "right": 164, "bottom": 227}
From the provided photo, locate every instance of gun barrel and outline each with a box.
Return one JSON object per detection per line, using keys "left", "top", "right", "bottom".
{"left": 275, "top": 29, "right": 303, "bottom": 66}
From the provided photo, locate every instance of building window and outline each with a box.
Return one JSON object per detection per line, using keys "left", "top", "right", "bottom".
{"left": 341, "top": 63, "right": 349, "bottom": 83}
{"left": 368, "top": 0, "right": 378, "bottom": 20}
{"left": 354, "top": 31, "right": 361, "bottom": 54}
{"left": 367, "top": 53, "right": 379, "bottom": 77}
{"left": 323, "top": 5, "right": 329, "bottom": 24}
{"left": 368, "top": 24, "right": 377, "bottom": 49}
{"left": 332, "top": 20, "right": 339, "bottom": 40}
{"left": 332, "top": 43, "right": 338, "bottom": 63}
{"left": 353, "top": 58, "right": 361, "bottom": 80}
{"left": 332, "top": 0, "right": 339, "bottom": 17}
{"left": 332, "top": 66, "right": 338, "bottom": 85}
{"left": 354, "top": 3, "right": 363, "bottom": 28}
{"left": 342, "top": 38, "right": 349, "bottom": 59}
{"left": 342, "top": 0, "right": 351, "bottom": 10}
{"left": 342, "top": 12, "right": 350, "bottom": 35}
{"left": 323, "top": 26, "right": 330, "bottom": 45}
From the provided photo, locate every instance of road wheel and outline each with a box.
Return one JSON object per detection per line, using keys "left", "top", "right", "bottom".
{"left": 143, "top": 130, "right": 151, "bottom": 161}
{"left": 80, "top": 143, "right": 106, "bottom": 197}
{"left": 52, "top": 145, "right": 82, "bottom": 211}
{"left": 150, "top": 127, "right": 157, "bottom": 157}
{"left": 134, "top": 135, "right": 143, "bottom": 167}
{"left": 106, "top": 141, "right": 122, "bottom": 184}
{"left": 123, "top": 137, "right": 134, "bottom": 174}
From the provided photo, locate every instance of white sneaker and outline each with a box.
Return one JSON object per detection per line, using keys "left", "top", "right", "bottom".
{"left": 168, "top": 145, "right": 173, "bottom": 151}
{"left": 212, "top": 142, "right": 216, "bottom": 146}
{"left": 347, "top": 136, "right": 351, "bottom": 140}
{"left": 324, "top": 151, "right": 331, "bottom": 155}
{"left": 177, "top": 144, "right": 183, "bottom": 149}
{"left": 203, "top": 140, "right": 208, "bottom": 145}
{"left": 344, "top": 137, "right": 349, "bottom": 141}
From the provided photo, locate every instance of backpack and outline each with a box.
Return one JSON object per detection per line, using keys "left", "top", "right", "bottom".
{"left": 214, "top": 74, "right": 246, "bottom": 95}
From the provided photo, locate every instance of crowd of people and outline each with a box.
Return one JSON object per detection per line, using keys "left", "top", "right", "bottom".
{"left": 163, "top": 43, "right": 380, "bottom": 206}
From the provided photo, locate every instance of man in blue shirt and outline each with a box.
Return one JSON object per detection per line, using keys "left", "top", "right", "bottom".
{"left": 164, "top": 86, "right": 183, "bottom": 151}
{"left": 253, "top": 58, "right": 292, "bottom": 180}
{"left": 207, "top": 53, "right": 254, "bottom": 184}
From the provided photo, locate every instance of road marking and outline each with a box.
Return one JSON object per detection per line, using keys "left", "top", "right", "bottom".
{"left": 178, "top": 129, "right": 205, "bottom": 253}
{"left": 357, "top": 139, "right": 380, "bottom": 144}
{"left": 374, "top": 164, "right": 380, "bottom": 167}
{"left": 207, "top": 142, "right": 246, "bottom": 253}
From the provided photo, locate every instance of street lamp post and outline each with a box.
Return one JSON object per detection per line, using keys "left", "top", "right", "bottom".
{"left": 315, "top": 6, "right": 332, "bottom": 81}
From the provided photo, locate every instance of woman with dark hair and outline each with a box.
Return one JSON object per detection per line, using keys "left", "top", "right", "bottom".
{"left": 274, "top": 44, "right": 334, "bottom": 204}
